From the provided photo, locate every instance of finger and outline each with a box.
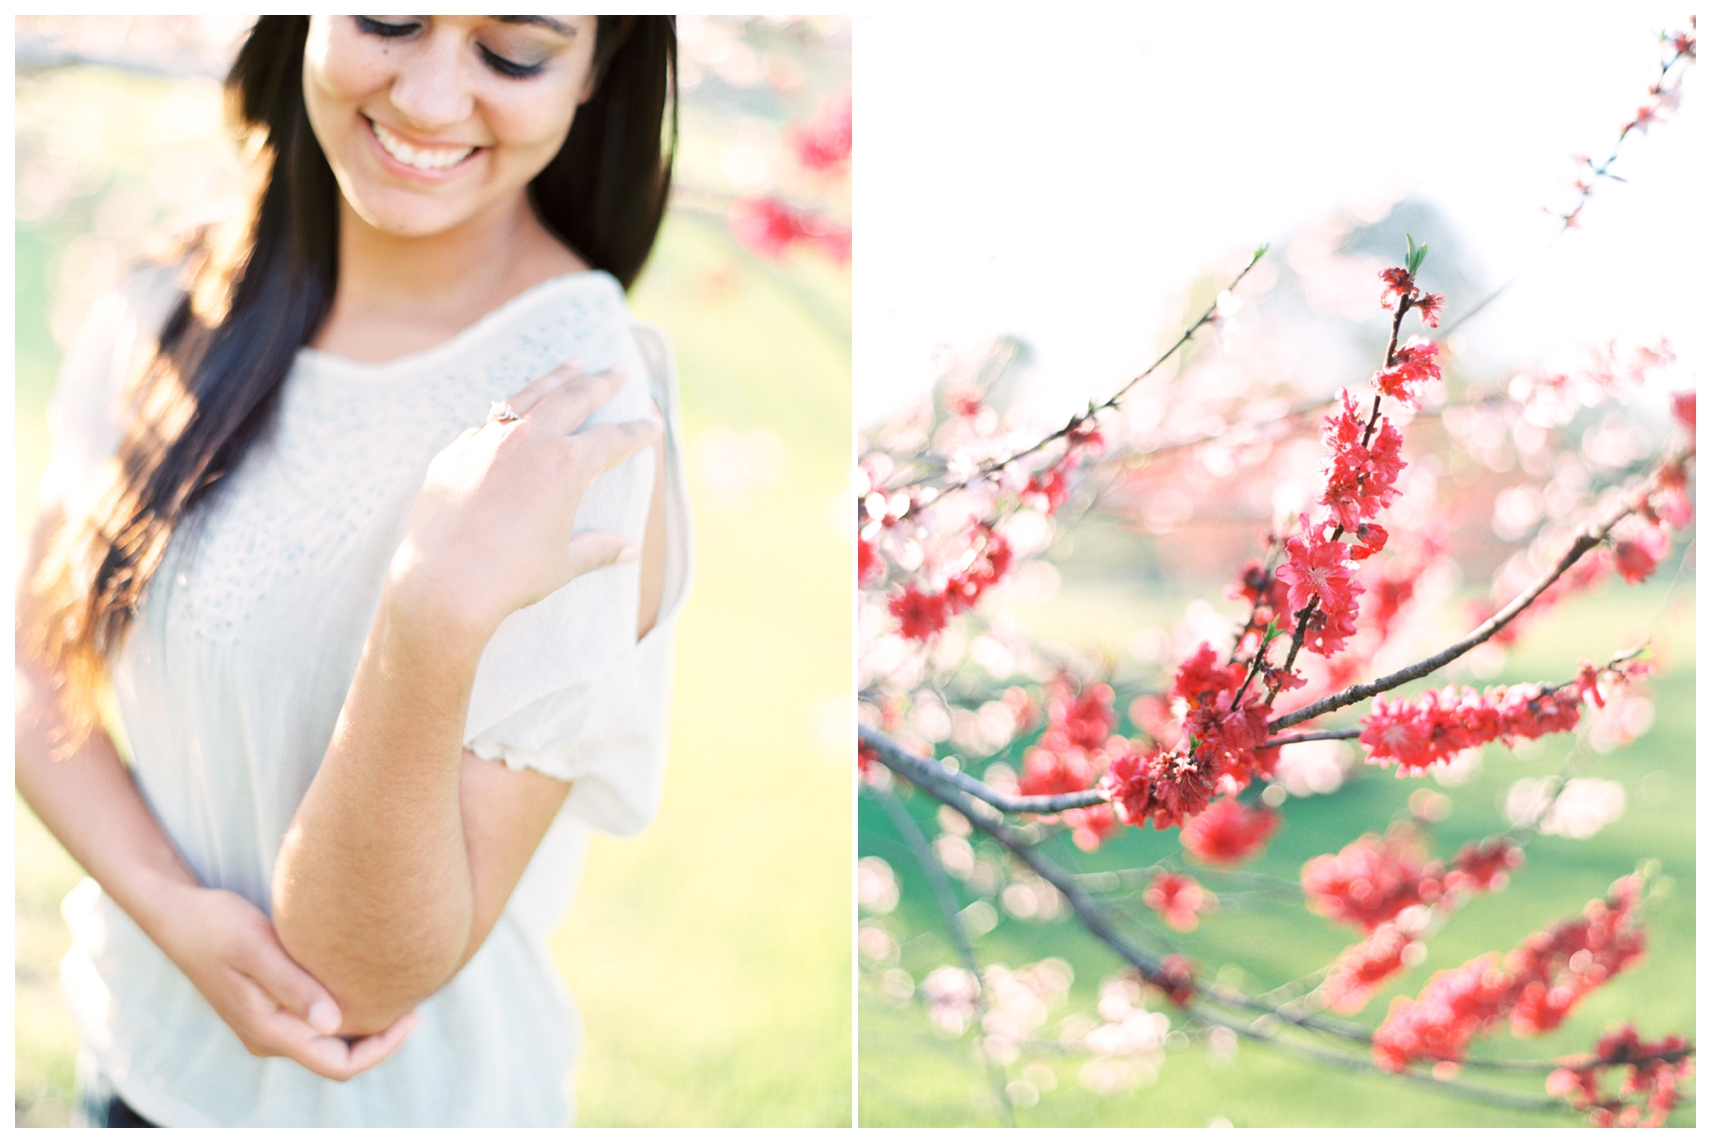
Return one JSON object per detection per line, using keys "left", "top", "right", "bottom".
{"left": 262, "top": 1003, "right": 419, "bottom": 1082}
{"left": 241, "top": 937, "right": 343, "bottom": 1036}
{"left": 526, "top": 366, "right": 630, "bottom": 435}
{"left": 570, "top": 418, "right": 664, "bottom": 478}
{"left": 344, "top": 1010, "right": 421, "bottom": 1074}
{"left": 563, "top": 531, "right": 642, "bottom": 580}
{"left": 506, "top": 358, "right": 586, "bottom": 417}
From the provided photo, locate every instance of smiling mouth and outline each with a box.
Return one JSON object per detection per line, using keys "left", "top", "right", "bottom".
{"left": 367, "top": 118, "right": 478, "bottom": 172}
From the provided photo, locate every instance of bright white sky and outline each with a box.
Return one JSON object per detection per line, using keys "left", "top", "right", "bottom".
{"left": 854, "top": 5, "right": 1704, "bottom": 424}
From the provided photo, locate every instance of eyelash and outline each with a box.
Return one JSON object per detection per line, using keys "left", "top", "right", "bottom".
{"left": 352, "top": 17, "right": 545, "bottom": 80}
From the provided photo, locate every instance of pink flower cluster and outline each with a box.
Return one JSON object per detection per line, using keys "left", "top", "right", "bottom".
{"left": 1275, "top": 536, "right": 1361, "bottom": 657}
{"left": 1313, "top": 836, "right": 1525, "bottom": 1015}
{"left": 1379, "top": 267, "right": 1445, "bottom": 328}
{"left": 1507, "top": 876, "right": 1648, "bottom": 1037}
{"left": 788, "top": 90, "right": 851, "bottom": 173}
{"left": 1373, "top": 338, "right": 1442, "bottom": 409}
{"left": 885, "top": 527, "right": 1014, "bottom": 640}
{"left": 1372, "top": 877, "right": 1649, "bottom": 1072}
{"left": 1301, "top": 826, "right": 1444, "bottom": 933}
{"left": 1099, "top": 645, "right": 1277, "bottom": 832}
{"left": 1319, "top": 388, "right": 1407, "bottom": 537}
{"left": 1445, "top": 837, "right": 1525, "bottom": 897}
{"left": 1359, "top": 681, "right": 1583, "bottom": 774}
{"left": 1016, "top": 678, "right": 1122, "bottom": 851}
{"left": 1143, "top": 872, "right": 1213, "bottom": 932}
{"left": 728, "top": 195, "right": 851, "bottom": 263}
{"left": 1180, "top": 797, "right": 1280, "bottom": 867}
{"left": 1547, "top": 1023, "right": 1695, "bottom": 1128}
{"left": 1320, "top": 922, "right": 1426, "bottom": 1015}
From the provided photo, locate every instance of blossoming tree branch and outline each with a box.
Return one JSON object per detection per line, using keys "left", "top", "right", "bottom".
{"left": 858, "top": 24, "right": 1694, "bottom": 1128}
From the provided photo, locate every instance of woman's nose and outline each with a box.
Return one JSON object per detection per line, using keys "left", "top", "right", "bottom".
{"left": 388, "top": 32, "right": 475, "bottom": 132}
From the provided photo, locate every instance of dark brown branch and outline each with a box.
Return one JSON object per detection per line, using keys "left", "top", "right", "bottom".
{"left": 861, "top": 726, "right": 1108, "bottom": 813}
{"left": 872, "top": 741, "right": 1378, "bottom": 1045}
{"left": 1262, "top": 728, "right": 1361, "bottom": 749}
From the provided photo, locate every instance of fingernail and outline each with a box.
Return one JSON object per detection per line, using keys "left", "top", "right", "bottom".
{"left": 616, "top": 545, "right": 641, "bottom": 565}
{"left": 309, "top": 1000, "right": 341, "bottom": 1035}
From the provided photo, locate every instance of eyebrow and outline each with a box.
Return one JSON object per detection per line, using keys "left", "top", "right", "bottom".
{"left": 494, "top": 16, "right": 576, "bottom": 36}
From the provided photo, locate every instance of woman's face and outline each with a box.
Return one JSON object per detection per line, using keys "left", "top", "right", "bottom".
{"left": 302, "top": 16, "right": 598, "bottom": 240}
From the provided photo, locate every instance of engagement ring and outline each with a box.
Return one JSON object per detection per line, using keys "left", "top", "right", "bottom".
{"left": 488, "top": 400, "right": 521, "bottom": 424}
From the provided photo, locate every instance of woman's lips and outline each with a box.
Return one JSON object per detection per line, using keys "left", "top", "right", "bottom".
{"left": 366, "top": 116, "right": 480, "bottom": 174}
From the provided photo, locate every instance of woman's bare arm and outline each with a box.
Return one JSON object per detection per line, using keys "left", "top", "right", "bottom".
{"left": 15, "top": 507, "right": 416, "bottom": 1079}
{"left": 271, "top": 365, "right": 665, "bottom": 1035}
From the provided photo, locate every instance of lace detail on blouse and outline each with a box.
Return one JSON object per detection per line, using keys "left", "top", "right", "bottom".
{"left": 172, "top": 277, "right": 629, "bottom": 644}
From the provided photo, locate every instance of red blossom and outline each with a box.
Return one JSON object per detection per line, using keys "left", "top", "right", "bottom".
{"left": 1066, "top": 803, "right": 1121, "bottom": 852}
{"left": 1024, "top": 464, "right": 1072, "bottom": 513}
{"left": 1670, "top": 390, "right": 1694, "bottom": 430}
{"left": 1548, "top": 1024, "right": 1695, "bottom": 1128}
{"left": 787, "top": 90, "right": 852, "bottom": 172}
{"left": 1506, "top": 877, "right": 1647, "bottom": 1037}
{"left": 1018, "top": 742, "right": 1100, "bottom": 799}
{"left": 1372, "top": 338, "right": 1442, "bottom": 408}
{"left": 1413, "top": 292, "right": 1445, "bottom": 328}
{"left": 1276, "top": 535, "right": 1355, "bottom": 616}
{"left": 889, "top": 584, "right": 949, "bottom": 640}
{"left": 1301, "top": 826, "right": 1444, "bottom": 933}
{"left": 729, "top": 195, "right": 851, "bottom": 263}
{"left": 1321, "top": 923, "right": 1425, "bottom": 1015}
{"left": 1372, "top": 879, "right": 1653, "bottom": 1072}
{"left": 1360, "top": 682, "right": 1582, "bottom": 774}
{"left": 858, "top": 535, "right": 884, "bottom": 585}
{"left": 1652, "top": 461, "right": 1693, "bottom": 531}
{"left": 1180, "top": 797, "right": 1280, "bottom": 867}
{"left": 1445, "top": 838, "right": 1524, "bottom": 898}
{"left": 1372, "top": 953, "right": 1512, "bottom": 1071}
{"left": 1066, "top": 416, "right": 1105, "bottom": 452}
{"left": 1319, "top": 389, "right": 1407, "bottom": 534}
{"left": 1275, "top": 535, "right": 1362, "bottom": 657}
{"left": 1613, "top": 525, "right": 1669, "bottom": 584}
{"left": 1144, "top": 955, "right": 1198, "bottom": 1008}
{"left": 1143, "top": 871, "right": 1213, "bottom": 932}
{"left": 1349, "top": 522, "right": 1390, "bottom": 560}
{"left": 1380, "top": 266, "right": 1416, "bottom": 309}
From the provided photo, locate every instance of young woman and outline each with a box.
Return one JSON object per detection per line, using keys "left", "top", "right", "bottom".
{"left": 16, "top": 16, "right": 688, "bottom": 1127}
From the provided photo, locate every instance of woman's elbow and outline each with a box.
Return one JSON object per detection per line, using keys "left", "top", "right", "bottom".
{"left": 271, "top": 877, "right": 471, "bottom": 1037}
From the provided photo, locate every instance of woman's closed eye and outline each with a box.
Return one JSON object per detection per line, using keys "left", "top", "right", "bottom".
{"left": 353, "top": 16, "right": 548, "bottom": 80}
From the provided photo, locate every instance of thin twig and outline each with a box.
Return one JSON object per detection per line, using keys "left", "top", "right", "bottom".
{"left": 895, "top": 246, "right": 1269, "bottom": 507}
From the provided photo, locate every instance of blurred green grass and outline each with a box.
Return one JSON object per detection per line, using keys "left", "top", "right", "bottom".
{"left": 859, "top": 537, "right": 1694, "bottom": 1127}
{"left": 14, "top": 87, "right": 852, "bottom": 1129}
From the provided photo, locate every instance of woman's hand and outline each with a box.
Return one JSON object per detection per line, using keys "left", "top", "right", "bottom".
{"left": 156, "top": 884, "right": 418, "bottom": 1081}
{"left": 385, "top": 361, "right": 663, "bottom": 643}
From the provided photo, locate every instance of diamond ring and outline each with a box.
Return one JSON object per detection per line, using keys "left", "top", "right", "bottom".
{"left": 488, "top": 400, "right": 521, "bottom": 424}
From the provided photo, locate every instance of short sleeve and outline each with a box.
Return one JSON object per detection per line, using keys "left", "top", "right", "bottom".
{"left": 40, "top": 263, "right": 185, "bottom": 513}
{"left": 463, "top": 319, "right": 692, "bottom": 836}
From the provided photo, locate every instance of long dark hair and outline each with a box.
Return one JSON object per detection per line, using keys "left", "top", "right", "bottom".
{"left": 30, "top": 16, "right": 677, "bottom": 729}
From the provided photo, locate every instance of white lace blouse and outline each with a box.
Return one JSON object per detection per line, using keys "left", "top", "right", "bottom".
{"left": 44, "top": 264, "right": 691, "bottom": 1127}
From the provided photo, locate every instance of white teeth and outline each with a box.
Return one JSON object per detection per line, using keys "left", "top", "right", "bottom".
{"left": 370, "top": 120, "right": 474, "bottom": 171}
